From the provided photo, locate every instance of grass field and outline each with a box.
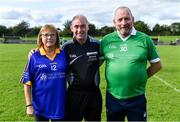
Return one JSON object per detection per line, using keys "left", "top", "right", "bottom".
{"left": 152, "top": 36, "right": 180, "bottom": 42}
{"left": 0, "top": 44, "right": 180, "bottom": 121}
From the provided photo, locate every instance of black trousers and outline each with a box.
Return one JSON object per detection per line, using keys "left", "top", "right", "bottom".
{"left": 65, "top": 87, "right": 102, "bottom": 121}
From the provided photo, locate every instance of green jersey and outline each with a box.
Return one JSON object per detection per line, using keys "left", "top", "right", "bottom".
{"left": 100, "top": 30, "right": 160, "bottom": 99}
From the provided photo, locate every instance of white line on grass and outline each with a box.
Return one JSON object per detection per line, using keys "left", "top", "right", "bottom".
{"left": 154, "top": 75, "right": 180, "bottom": 93}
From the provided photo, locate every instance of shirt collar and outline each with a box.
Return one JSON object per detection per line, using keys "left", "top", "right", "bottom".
{"left": 117, "top": 27, "right": 137, "bottom": 41}
{"left": 39, "top": 47, "right": 60, "bottom": 60}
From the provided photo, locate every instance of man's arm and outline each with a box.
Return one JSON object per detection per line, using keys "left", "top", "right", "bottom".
{"left": 147, "top": 61, "right": 162, "bottom": 78}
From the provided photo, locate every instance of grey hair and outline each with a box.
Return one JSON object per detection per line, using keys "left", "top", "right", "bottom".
{"left": 71, "top": 14, "right": 89, "bottom": 25}
{"left": 114, "top": 6, "right": 134, "bottom": 19}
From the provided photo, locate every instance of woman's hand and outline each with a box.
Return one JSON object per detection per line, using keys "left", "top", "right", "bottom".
{"left": 26, "top": 106, "right": 34, "bottom": 117}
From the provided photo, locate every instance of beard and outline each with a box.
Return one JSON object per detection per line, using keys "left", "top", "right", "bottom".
{"left": 118, "top": 27, "right": 132, "bottom": 37}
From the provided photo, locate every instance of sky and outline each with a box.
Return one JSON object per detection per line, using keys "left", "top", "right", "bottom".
{"left": 0, "top": 0, "right": 180, "bottom": 29}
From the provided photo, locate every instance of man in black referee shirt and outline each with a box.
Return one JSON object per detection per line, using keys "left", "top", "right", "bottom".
{"left": 63, "top": 15, "right": 102, "bottom": 121}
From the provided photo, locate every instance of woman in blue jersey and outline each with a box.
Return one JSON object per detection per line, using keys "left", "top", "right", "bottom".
{"left": 20, "top": 24, "right": 67, "bottom": 121}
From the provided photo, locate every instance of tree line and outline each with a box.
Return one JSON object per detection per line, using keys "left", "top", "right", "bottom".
{"left": 0, "top": 20, "right": 180, "bottom": 38}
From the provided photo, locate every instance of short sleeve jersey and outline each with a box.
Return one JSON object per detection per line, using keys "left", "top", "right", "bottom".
{"left": 20, "top": 47, "right": 67, "bottom": 119}
{"left": 100, "top": 31, "right": 160, "bottom": 99}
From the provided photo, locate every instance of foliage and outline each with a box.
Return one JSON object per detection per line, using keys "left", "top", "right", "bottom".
{"left": 12, "top": 21, "right": 30, "bottom": 37}
{"left": 26, "top": 26, "right": 41, "bottom": 37}
{"left": 0, "top": 25, "right": 8, "bottom": 37}
{"left": 152, "top": 24, "right": 162, "bottom": 35}
{"left": 134, "top": 21, "right": 150, "bottom": 34}
{"left": 1, "top": 20, "right": 180, "bottom": 38}
{"left": 152, "top": 24, "right": 171, "bottom": 36}
{"left": 170, "top": 22, "right": 180, "bottom": 35}
{"left": 88, "top": 23, "right": 99, "bottom": 36}
{"left": 99, "top": 26, "right": 115, "bottom": 36}
{"left": 60, "top": 20, "right": 72, "bottom": 37}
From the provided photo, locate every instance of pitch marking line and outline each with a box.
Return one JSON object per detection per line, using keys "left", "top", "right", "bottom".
{"left": 154, "top": 75, "right": 180, "bottom": 93}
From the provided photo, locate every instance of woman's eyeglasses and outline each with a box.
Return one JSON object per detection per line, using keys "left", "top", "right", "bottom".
{"left": 41, "top": 33, "right": 56, "bottom": 38}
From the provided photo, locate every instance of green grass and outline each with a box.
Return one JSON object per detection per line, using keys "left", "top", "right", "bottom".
{"left": 0, "top": 44, "right": 180, "bottom": 121}
{"left": 151, "top": 36, "right": 180, "bottom": 43}
{"left": 146, "top": 46, "right": 180, "bottom": 121}
{"left": 0, "top": 44, "right": 36, "bottom": 120}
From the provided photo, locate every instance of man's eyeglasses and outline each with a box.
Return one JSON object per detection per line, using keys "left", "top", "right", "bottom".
{"left": 41, "top": 33, "right": 56, "bottom": 38}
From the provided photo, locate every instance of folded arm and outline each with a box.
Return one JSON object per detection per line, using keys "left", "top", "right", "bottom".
{"left": 147, "top": 61, "right": 162, "bottom": 78}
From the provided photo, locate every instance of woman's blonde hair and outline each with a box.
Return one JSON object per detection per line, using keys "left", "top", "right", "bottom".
{"left": 37, "top": 24, "right": 60, "bottom": 48}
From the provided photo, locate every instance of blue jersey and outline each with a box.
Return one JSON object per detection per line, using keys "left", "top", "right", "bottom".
{"left": 21, "top": 47, "right": 67, "bottom": 119}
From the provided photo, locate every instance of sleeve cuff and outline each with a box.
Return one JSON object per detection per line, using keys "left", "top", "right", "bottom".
{"left": 25, "top": 81, "right": 32, "bottom": 86}
{"left": 150, "top": 58, "right": 160, "bottom": 63}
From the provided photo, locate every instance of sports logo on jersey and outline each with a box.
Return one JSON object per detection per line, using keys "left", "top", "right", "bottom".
{"left": 69, "top": 54, "right": 77, "bottom": 58}
{"left": 109, "top": 44, "right": 117, "bottom": 49}
{"left": 38, "top": 64, "right": 47, "bottom": 68}
{"left": 40, "top": 73, "right": 47, "bottom": 81}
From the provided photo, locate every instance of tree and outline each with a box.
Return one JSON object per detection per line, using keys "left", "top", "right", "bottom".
{"left": 27, "top": 26, "right": 41, "bottom": 37}
{"left": 152, "top": 24, "right": 171, "bottom": 36}
{"left": 88, "top": 23, "right": 98, "bottom": 36}
{"left": 12, "top": 20, "right": 30, "bottom": 36}
{"left": 170, "top": 23, "right": 180, "bottom": 35}
{"left": 0, "top": 25, "right": 7, "bottom": 37}
{"left": 152, "top": 24, "right": 162, "bottom": 36}
{"left": 60, "top": 20, "right": 72, "bottom": 37}
{"left": 99, "top": 26, "right": 115, "bottom": 36}
{"left": 134, "top": 21, "right": 150, "bottom": 34}
{"left": 160, "top": 25, "right": 171, "bottom": 35}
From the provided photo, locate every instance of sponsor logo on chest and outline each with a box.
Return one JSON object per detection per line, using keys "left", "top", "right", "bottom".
{"left": 87, "top": 51, "right": 98, "bottom": 61}
{"left": 108, "top": 44, "right": 128, "bottom": 52}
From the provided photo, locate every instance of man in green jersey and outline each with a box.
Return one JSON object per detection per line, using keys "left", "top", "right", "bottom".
{"left": 100, "top": 6, "right": 162, "bottom": 121}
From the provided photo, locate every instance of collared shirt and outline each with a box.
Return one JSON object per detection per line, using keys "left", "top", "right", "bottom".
{"left": 101, "top": 29, "right": 160, "bottom": 99}
{"left": 117, "top": 27, "right": 136, "bottom": 41}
